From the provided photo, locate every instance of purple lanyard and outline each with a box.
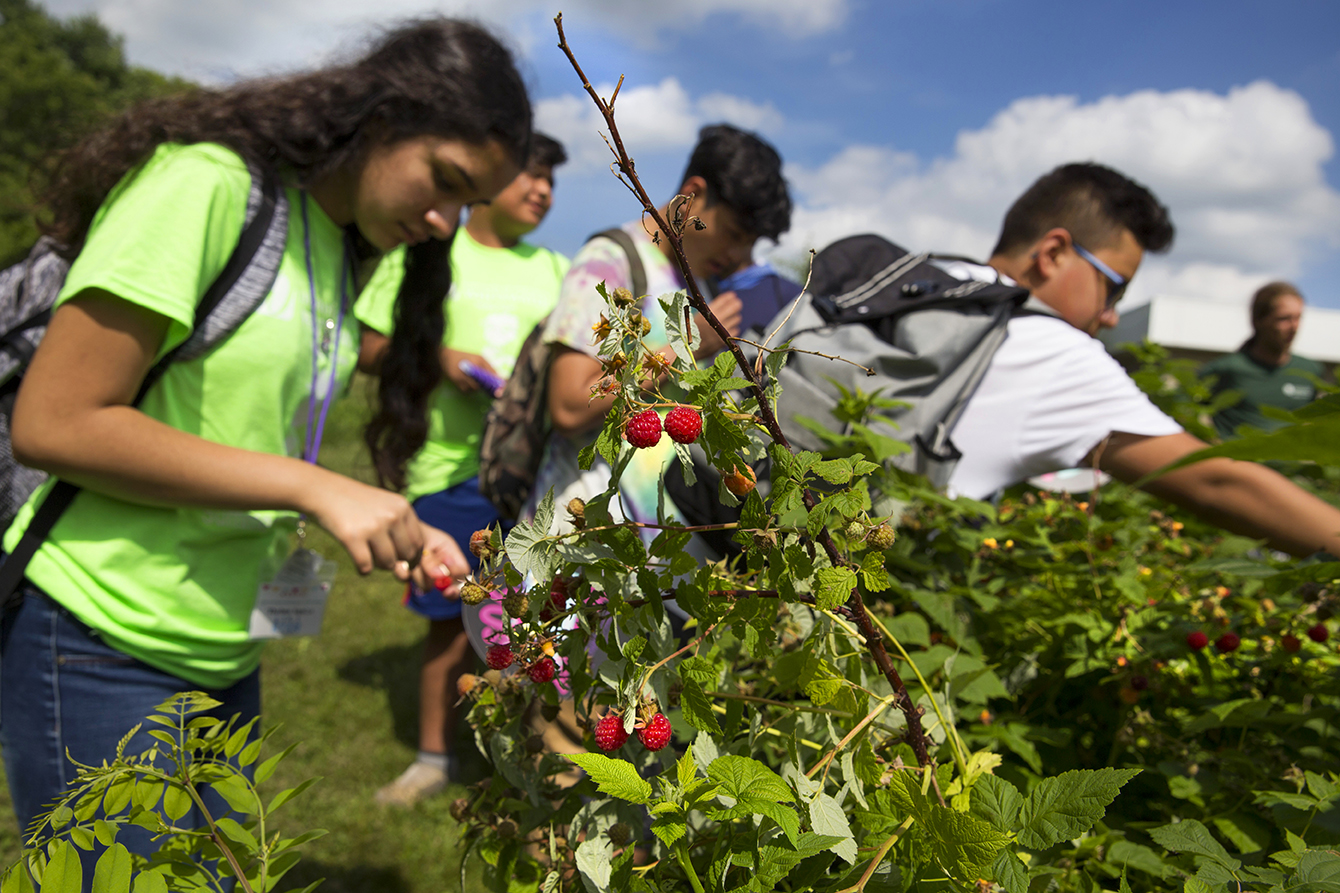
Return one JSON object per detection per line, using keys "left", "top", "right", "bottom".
{"left": 299, "top": 192, "right": 351, "bottom": 464}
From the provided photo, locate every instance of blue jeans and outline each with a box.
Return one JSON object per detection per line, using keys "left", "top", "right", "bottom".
{"left": 0, "top": 584, "right": 260, "bottom": 880}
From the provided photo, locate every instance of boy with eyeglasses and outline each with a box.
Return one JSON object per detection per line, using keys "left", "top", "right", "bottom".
{"left": 942, "top": 162, "right": 1340, "bottom": 557}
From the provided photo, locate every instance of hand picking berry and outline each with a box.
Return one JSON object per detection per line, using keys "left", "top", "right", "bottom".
{"left": 664, "top": 406, "right": 702, "bottom": 444}
{"left": 594, "top": 713, "right": 630, "bottom": 752}
{"left": 1186, "top": 631, "right": 1209, "bottom": 650}
{"left": 433, "top": 575, "right": 452, "bottom": 591}
{"left": 485, "top": 644, "right": 515, "bottom": 670}
{"left": 638, "top": 712, "right": 672, "bottom": 751}
{"left": 625, "top": 409, "right": 662, "bottom": 449}
{"left": 1215, "top": 632, "right": 1240, "bottom": 653}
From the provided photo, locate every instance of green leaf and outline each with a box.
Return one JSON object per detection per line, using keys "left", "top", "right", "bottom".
{"left": 813, "top": 459, "right": 854, "bottom": 484}
{"left": 992, "top": 849, "right": 1029, "bottom": 893}
{"left": 90, "top": 843, "right": 131, "bottom": 893}
{"left": 1156, "top": 414, "right": 1340, "bottom": 476}
{"left": 161, "top": 782, "right": 192, "bottom": 822}
{"left": 807, "top": 793, "right": 857, "bottom": 864}
{"left": 1, "top": 864, "right": 34, "bottom": 893}
{"left": 971, "top": 774, "right": 1023, "bottom": 833}
{"left": 1148, "top": 819, "right": 1241, "bottom": 871}
{"left": 679, "top": 679, "right": 723, "bottom": 736}
{"left": 42, "top": 840, "right": 81, "bottom": 893}
{"left": 92, "top": 820, "right": 118, "bottom": 848}
{"left": 214, "top": 817, "right": 258, "bottom": 851}
{"left": 924, "top": 807, "right": 1011, "bottom": 881}
{"left": 1213, "top": 812, "right": 1273, "bottom": 854}
{"left": 677, "top": 747, "right": 698, "bottom": 790}
{"left": 212, "top": 774, "right": 260, "bottom": 815}
{"left": 254, "top": 742, "right": 299, "bottom": 786}
{"left": 563, "top": 753, "right": 652, "bottom": 804}
{"left": 814, "top": 566, "right": 856, "bottom": 612}
{"left": 102, "top": 775, "right": 134, "bottom": 817}
{"left": 1017, "top": 768, "right": 1140, "bottom": 849}
{"left": 267, "top": 776, "right": 322, "bottom": 814}
{"left": 130, "top": 870, "right": 169, "bottom": 893}
{"left": 574, "top": 838, "right": 612, "bottom": 892}
{"left": 505, "top": 489, "right": 560, "bottom": 581}
{"left": 707, "top": 755, "right": 794, "bottom": 803}
{"left": 650, "top": 815, "right": 686, "bottom": 848}
{"left": 678, "top": 655, "right": 718, "bottom": 688}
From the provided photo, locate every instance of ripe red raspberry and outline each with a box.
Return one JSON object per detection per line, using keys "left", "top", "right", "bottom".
{"left": 638, "top": 713, "right": 672, "bottom": 751}
{"left": 527, "top": 657, "right": 556, "bottom": 684}
{"left": 664, "top": 407, "right": 702, "bottom": 445}
{"left": 1282, "top": 633, "right": 1302, "bottom": 653}
{"left": 433, "top": 575, "right": 452, "bottom": 591}
{"left": 1307, "top": 622, "right": 1330, "bottom": 643}
{"left": 594, "top": 714, "right": 630, "bottom": 752}
{"left": 485, "top": 644, "right": 515, "bottom": 670}
{"left": 1186, "top": 631, "right": 1209, "bottom": 650}
{"left": 1215, "top": 632, "right": 1240, "bottom": 653}
{"left": 625, "top": 410, "right": 662, "bottom": 449}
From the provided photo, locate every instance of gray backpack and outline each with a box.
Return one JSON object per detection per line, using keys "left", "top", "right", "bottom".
{"left": 763, "top": 234, "right": 1031, "bottom": 488}
{"left": 0, "top": 162, "right": 289, "bottom": 600}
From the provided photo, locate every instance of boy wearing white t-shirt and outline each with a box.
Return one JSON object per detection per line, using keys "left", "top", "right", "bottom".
{"left": 947, "top": 163, "right": 1340, "bottom": 558}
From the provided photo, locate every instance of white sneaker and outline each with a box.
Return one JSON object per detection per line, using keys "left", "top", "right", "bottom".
{"left": 374, "top": 760, "right": 448, "bottom": 807}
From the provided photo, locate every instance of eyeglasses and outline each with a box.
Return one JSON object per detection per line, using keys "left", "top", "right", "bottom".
{"left": 1072, "top": 242, "right": 1128, "bottom": 309}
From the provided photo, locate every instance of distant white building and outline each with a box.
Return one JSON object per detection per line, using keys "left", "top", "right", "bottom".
{"left": 1099, "top": 294, "right": 1340, "bottom": 364}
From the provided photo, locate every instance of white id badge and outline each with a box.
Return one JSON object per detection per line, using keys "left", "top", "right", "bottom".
{"left": 249, "top": 548, "right": 338, "bottom": 639}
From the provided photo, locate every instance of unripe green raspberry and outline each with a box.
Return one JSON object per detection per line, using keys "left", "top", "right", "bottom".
{"left": 461, "top": 582, "right": 489, "bottom": 605}
{"left": 866, "top": 524, "right": 896, "bottom": 550}
{"left": 845, "top": 520, "right": 866, "bottom": 540}
{"left": 607, "top": 822, "right": 632, "bottom": 846}
{"left": 612, "top": 287, "right": 635, "bottom": 307}
{"left": 504, "top": 591, "right": 530, "bottom": 618}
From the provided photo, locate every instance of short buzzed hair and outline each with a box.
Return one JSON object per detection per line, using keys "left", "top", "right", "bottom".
{"left": 992, "top": 162, "right": 1175, "bottom": 257}
{"left": 528, "top": 132, "right": 567, "bottom": 171}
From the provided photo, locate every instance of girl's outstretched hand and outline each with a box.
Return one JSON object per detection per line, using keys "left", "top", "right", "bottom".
{"left": 408, "top": 524, "right": 471, "bottom": 595}
{"left": 305, "top": 476, "right": 424, "bottom": 575}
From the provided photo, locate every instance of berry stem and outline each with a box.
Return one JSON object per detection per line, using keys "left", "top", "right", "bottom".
{"left": 674, "top": 841, "right": 706, "bottom": 893}
{"left": 554, "top": 13, "right": 935, "bottom": 769}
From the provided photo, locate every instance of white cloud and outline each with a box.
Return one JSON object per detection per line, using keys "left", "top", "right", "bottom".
{"left": 537, "top": 78, "right": 784, "bottom": 172}
{"left": 41, "top": 0, "right": 847, "bottom": 79}
{"left": 777, "top": 81, "right": 1340, "bottom": 306}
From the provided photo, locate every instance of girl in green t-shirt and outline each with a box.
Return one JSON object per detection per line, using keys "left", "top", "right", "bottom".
{"left": 0, "top": 18, "right": 530, "bottom": 862}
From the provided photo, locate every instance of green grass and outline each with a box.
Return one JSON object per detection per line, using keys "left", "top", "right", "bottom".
{"left": 0, "top": 375, "right": 486, "bottom": 891}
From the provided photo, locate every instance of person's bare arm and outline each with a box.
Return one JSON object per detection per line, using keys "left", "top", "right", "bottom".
{"left": 13, "top": 290, "right": 467, "bottom": 584}
{"left": 1094, "top": 430, "right": 1340, "bottom": 557}
{"left": 358, "top": 327, "right": 390, "bottom": 374}
{"left": 548, "top": 291, "right": 745, "bottom": 437}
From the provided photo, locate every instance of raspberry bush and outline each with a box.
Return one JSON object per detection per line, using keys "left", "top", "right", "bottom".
{"left": 443, "top": 16, "right": 1340, "bottom": 893}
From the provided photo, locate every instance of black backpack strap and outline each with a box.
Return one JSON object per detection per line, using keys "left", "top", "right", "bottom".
{"left": 0, "top": 164, "right": 283, "bottom": 606}
{"left": 588, "top": 228, "right": 648, "bottom": 300}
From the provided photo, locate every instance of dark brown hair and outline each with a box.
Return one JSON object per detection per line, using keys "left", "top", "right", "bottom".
{"left": 992, "top": 162, "right": 1175, "bottom": 258}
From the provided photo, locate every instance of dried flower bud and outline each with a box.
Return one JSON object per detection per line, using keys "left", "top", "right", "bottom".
{"left": 567, "top": 497, "right": 586, "bottom": 528}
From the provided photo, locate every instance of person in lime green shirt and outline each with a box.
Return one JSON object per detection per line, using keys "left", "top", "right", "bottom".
{"left": 356, "top": 134, "right": 569, "bottom": 805}
{"left": 0, "top": 19, "right": 530, "bottom": 865}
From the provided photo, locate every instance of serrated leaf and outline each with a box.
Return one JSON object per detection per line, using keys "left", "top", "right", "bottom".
{"left": 91, "top": 843, "right": 131, "bottom": 893}
{"left": 859, "top": 551, "right": 891, "bottom": 592}
{"left": 1148, "top": 819, "right": 1241, "bottom": 870}
{"left": 650, "top": 815, "right": 686, "bottom": 848}
{"left": 971, "top": 774, "right": 1023, "bottom": 833}
{"left": 505, "top": 489, "right": 560, "bottom": 580}
{"left": 808, "top": 793, "right": 857, "bottom": 864}
{"left": 1017, "top": 768, "right": 1139, "bottom": 849}
{"left": 680, "top": 679, "right": 722, "bottom": 736}
{"left": 564, "top": 753, "right": 652, "bottom": 804}
{"left": 678, "top": 655, "right": 718, "bottom": 687}
{"left": 925, "top": 806, "right": 1011, "bottom": 881}
{"left": 992, "top": 849, "right": 1029, "bottom": 893}
{"left": 708, "top": 755, "right": 794, "bottom": 804}
{"left": 814, "top": 566, "right": 856, "bottom": 612}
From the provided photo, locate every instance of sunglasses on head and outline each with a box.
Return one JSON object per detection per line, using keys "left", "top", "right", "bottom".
{"left": 1072, "top": 242, "right": 1128, "bottom": 309}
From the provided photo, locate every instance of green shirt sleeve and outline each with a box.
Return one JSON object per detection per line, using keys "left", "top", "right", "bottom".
{"left": 58, "top": 143, "right": 252, "bottom": 357}
{"left": 353, "top": 245, "right": 406, "bottom": 336}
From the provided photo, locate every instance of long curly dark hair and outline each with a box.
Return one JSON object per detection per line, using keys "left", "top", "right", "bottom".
{"left": 41, "top": 17, "right": 532, "bottom": 493}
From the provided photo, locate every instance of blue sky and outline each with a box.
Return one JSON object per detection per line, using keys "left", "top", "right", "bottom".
{"left": 43, "top": 0, "right": 1340, "bottom": 309}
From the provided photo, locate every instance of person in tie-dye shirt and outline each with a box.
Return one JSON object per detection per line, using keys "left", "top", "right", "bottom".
{"left": 525, "top": 124, "right": 792, "bottom": 543}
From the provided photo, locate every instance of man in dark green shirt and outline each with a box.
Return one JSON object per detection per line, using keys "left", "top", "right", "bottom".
{"left": 1201, "top": 281, "right": 1325, "bottom": 438}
